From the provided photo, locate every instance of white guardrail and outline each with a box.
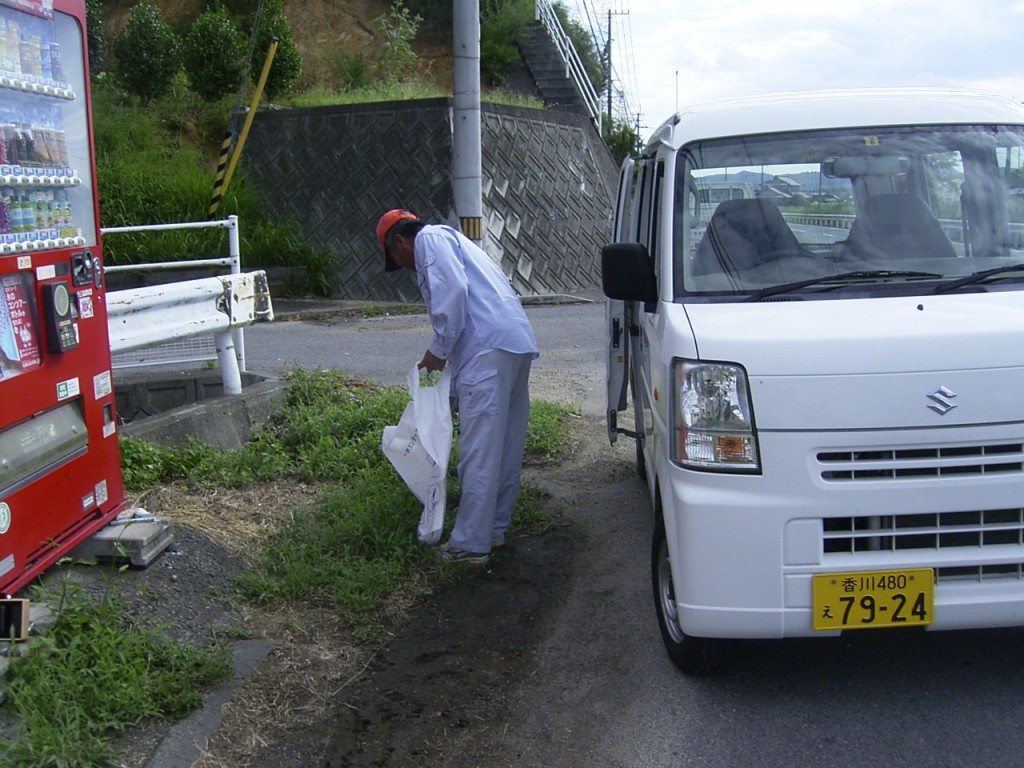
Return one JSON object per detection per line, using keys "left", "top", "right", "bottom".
{"left": 784, "top": 212, "right": 1024, "bottom": 249}
{"left": 535, "top": 0, "right": 602, "bottom": 133}
{"left": 101, "top": 216, "right": 274, "bottom": 396}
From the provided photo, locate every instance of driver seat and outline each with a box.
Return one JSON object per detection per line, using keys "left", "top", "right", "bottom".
{"left": 693, "top": 198, "right": 803, "bottom": 276}
{"left": 842, "top": 193, "right": 956, "bottom": 260}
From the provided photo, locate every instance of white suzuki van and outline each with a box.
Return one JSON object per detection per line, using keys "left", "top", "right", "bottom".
{"left": 602, "top": 88, "right": 1024, "bottom": 674}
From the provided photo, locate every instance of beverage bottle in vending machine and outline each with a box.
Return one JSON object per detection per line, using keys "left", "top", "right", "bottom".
{"left": 0, "top": 188, "right": 11, "bottom": 235}
{"left": 49, "top": 41, "right": 64, "bottom": 82}
{"left": 10, "top": 193, "right": 25, "bottom": 233}
{"left": 2, "top": 125, "right": 17, "bottom": 165}
{"left": 19, "top": 194, "right": 35, "bottom": 233}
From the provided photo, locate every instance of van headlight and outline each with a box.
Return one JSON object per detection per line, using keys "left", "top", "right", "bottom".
{"left": 671, "top": 359, "right": 760, "bottom": 472}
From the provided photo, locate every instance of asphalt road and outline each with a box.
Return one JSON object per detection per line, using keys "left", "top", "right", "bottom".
{"left": 245, "top": 296, "right": 1024, "bottom": 767}
{"left": 244, "top": 296, "right": 608, "bottom": 418}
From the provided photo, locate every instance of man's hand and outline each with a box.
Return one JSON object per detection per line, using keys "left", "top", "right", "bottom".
{"left": 418, "top": 350, "right": 447, "bottom": 372}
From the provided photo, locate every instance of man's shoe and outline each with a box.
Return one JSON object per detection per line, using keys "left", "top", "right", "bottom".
{"left": 438, "top": 542, "right": 490, "bottom": 565}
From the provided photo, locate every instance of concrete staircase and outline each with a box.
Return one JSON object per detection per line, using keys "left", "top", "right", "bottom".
{"left": 517, "top": 20, "right": 590, "bottom": 116}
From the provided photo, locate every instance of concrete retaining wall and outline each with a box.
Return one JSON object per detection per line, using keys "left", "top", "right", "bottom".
{"left": 243, "top": 99, "right": 617, "bottom": 301}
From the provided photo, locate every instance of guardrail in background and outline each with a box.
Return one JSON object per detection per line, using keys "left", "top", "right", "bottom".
{"left": 783, "top": 212, "right": 1024, "bottom": 250}
{"left": 101, "top": 216, "right": 274, "bottom": 395}
{"left": 782, "top": 212, "right": 855, "bottom": 231}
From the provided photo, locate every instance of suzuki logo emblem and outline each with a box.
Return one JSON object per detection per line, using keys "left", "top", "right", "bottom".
{"left": 927, "top": 386, "right": 958, "bottom": 415}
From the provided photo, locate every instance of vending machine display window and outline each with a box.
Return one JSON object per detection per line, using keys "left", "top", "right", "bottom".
{"left": 0, "top": 0, "right": 96, "bottom": 254}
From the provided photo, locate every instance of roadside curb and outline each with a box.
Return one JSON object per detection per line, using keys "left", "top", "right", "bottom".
{"left": 144, "top": 639, "right": 273, "bottom": 768}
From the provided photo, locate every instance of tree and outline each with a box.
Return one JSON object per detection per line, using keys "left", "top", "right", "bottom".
{"left": 112, "top": 1, "right": 180, "bottom": 104}
{"left": 480, "top": 0, "right": 533, "bottom": 87}
{"left": 604, "top": 118, "right": 640, "bottom": 166}
{"left": 182, "top": 6, "right": 246, "bottom": 102}
{"left": 250, "top": 0, "right": 302, "bottom": 99}
{"left": 85, "top": 0, "right": 105, "bottom": 78}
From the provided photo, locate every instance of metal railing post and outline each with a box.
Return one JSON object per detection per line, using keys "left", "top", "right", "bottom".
{"left": 227, "top": 215, "right": 246, "bottom": 372}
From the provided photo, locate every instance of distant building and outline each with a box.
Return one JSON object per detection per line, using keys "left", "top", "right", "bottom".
{"left": 758, "top": 175, "right": 801, "bottom": 201}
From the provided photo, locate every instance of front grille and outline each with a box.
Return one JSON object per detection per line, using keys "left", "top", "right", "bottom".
{"left": 818, "top": 442, "right": 1024, "bottom": 481}
{"left": 823, "top": 509, "right": 1024, "bottom": 582}
{"left": 823, "top": 509, "right": 1024, "bottom": 553}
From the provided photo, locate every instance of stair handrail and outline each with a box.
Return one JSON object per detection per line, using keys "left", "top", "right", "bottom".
{"left": 534, "top": 0, "right": 602, "bottom": 134}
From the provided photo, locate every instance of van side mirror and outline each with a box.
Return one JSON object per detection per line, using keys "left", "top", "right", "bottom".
{"left": 601, "top": 242, "right": 657, "bottom": 303}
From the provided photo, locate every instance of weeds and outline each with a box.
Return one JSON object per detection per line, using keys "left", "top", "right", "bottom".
{"left": 120, "top": 368, "right": 573, "bottom": 616}
{"left": 527, "top": 400, "right": 579, "bottom": 456}
{"left": 7, "top": 368, "right": 573, "bottom": 766}
{"left": 0, "top": 577, "right": 231, "bottom": 767}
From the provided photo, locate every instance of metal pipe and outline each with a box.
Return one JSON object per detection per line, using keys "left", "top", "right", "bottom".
{"left": 215, "top": 329, "right": 243, "bottom": 395}
{"left": 227, "top": 216, "right": 246, "bottom": 372}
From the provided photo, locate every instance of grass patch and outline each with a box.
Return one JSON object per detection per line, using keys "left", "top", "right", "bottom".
{"left": 7, "top": 369, "right": 571, "bottom": 765}
{"left": 285, "top": 80, "right": 543, "bottom": 110}
{"left": 120, "top": 368, "right": 571, "bottom": 620}
{"left": 0, "top": 578, "right": 231, "bottom": 767}
{"left": 526, "top": 400, "right": 579, "bottom": 457}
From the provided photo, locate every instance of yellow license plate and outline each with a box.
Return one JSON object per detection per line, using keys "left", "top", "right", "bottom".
{"left": 813, "top": 568, "right": 934, "bottom": 630}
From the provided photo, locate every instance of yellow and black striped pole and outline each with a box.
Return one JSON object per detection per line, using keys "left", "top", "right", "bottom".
{"left": 460, "top": 216, "right": 483, "bottom": 241}
{"left": 207, "top": 37, "right": 279, "bottom": 218}
{"left": 207, "top": 130, "right": 234, "bottom": 218}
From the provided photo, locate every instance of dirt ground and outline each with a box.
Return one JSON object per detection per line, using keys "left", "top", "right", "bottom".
{"left": 49, "top": 361, "right": 617, "bottom": 768}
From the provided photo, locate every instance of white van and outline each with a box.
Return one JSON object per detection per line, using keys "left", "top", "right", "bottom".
{"left": 602, "top": 88, "right": 1024, "bottom": 674}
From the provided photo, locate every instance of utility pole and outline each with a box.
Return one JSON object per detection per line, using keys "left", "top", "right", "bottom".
{"left": 606, "top": 7, "right": 629, "bottom": 137}
{"left": 452, "top": 0, "right": 483, "bottom": 244}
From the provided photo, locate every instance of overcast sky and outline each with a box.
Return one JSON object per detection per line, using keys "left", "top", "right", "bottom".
{"left": 607, "top": 0, "right": 1024, "bottom": 133}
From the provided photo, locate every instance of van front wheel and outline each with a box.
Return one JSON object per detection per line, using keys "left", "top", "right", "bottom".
{"left": 652, "top": 520, "right": 721, "bottom": 675}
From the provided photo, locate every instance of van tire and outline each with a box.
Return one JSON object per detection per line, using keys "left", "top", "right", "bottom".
{"left": 652, "top": 517, "right": 721, "bottom": 675}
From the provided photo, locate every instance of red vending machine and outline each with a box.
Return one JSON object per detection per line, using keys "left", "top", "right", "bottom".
{"left": 0, "top": 0, "right": 124, "bottom": 596}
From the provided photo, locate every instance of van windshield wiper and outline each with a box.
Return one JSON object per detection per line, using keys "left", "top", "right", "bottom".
{"left": 745, "top": 270, "right": 943, "bottom": 302}
{"left": 929, "top": 264, "right": 1024, "bottom": 294}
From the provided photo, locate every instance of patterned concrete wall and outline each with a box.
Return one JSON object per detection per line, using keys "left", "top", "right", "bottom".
{"left": 243, "top": 99, "right": 616, "bottom": 301}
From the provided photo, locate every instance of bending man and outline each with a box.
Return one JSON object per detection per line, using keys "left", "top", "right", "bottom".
{"left": 376, "top": 210, "right": 540, "bottom": 565}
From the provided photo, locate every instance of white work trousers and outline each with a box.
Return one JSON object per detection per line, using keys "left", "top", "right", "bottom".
{"left": 447, "top": 349, "right": 533, "bottom": 555}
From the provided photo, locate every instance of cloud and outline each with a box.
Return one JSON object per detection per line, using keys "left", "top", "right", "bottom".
{"left": 617, "top": 0, "right": 1024, "bottom": 131}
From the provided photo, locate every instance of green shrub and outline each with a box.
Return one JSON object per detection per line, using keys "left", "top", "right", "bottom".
{"left": 480, "top": 0, "right": 533, "bottom": 86}
{"left": 182, "top": 6, "right": 246, "bottom": 102}
{"left": 111, "top": 1, "right": 181, "bottom": 104}
{"left": 251, "top": 0, "right": 302, "bottom": 99}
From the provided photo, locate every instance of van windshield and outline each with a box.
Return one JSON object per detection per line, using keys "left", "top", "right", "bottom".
{"left": 674, "top": 125, "right": 1024, "bottom": 300}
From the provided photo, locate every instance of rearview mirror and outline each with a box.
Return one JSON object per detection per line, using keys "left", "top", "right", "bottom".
{"left": 823, "top": 155, "right": 910, "bottom": 178}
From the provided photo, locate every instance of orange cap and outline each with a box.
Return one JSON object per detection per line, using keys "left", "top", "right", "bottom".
{"left": 376, "top": 209, "right": 418, "bottom": 272}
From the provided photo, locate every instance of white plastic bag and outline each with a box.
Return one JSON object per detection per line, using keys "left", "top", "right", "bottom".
{"left": 381, "top": 364, "right": 453, "bottom": 545}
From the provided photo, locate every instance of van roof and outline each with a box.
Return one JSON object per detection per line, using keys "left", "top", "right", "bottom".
{"left": 648, "top": 88, "right": 1024, "bottom": 151}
